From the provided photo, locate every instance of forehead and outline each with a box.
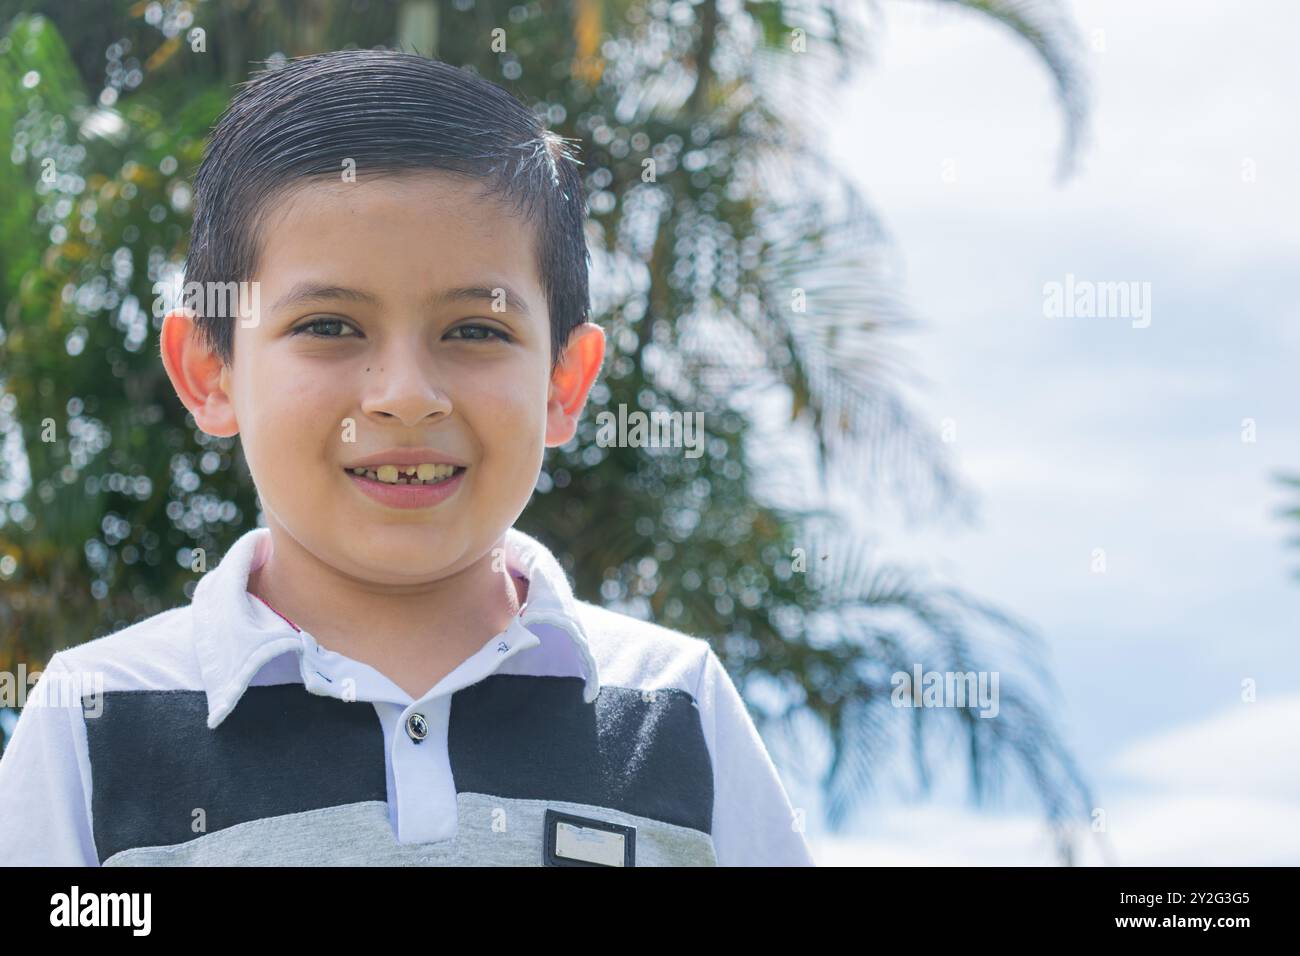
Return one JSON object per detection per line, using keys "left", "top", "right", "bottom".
{"left": 251, "top": 169, "right": 541, "bottom": 290}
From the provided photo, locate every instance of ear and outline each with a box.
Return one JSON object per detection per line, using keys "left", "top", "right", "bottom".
{"left": 545, "top": 322, "right": 606, "bottom": 447}
{"left": 159, "top": 309, "right": 240, "bottom": 438}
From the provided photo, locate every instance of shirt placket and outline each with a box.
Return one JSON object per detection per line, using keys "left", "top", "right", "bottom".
{"left": 296, "top": 616, "right": 543, "bottom": 846}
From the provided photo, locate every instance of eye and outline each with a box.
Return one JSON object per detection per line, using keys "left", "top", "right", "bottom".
{"left": 291, "top": 317, "right": 361, "bottom": 339}
{"left": 447, "top": 323, "right": 512, "bottom": 343}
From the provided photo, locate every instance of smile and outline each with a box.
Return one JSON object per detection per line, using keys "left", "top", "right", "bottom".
{"left": 347, "top": 463, "right": 462, "bottom": 485}
{"left": 344, "top": 465, "right": 467, "bottom": 509}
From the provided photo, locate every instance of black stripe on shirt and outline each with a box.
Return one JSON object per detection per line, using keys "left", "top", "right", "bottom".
{"left": 82, "top": 675, "right": 713, "bottom": 862}
{"left": 449, "top": 674, "right": 713, "bottom": 834}
{"left": 84, "top": 685, "right": 387, "bottom": 863}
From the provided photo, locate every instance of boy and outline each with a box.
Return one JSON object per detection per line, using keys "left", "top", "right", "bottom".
{"left": 0, "top": 49, "right": 814, "bottom": 866}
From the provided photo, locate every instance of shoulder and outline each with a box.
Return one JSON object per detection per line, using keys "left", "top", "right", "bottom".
{"left": 53, "top": 604, "right": 199, "bottom": 693}
{"left": 572, "top": 600, "right": 713, "bottom": 696}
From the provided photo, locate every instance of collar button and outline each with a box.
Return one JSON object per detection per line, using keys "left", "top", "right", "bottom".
{"left": 405, "top": 712, "right": 429, "bottom": 743}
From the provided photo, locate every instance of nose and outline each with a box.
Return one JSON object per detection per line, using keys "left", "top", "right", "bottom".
{"left": 359, "top": 347, "right": 453, "bottom": 427}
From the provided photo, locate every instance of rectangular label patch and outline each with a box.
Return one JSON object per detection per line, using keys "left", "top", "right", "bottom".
{"left": 543, "top": 809, "right": 636, "bottom": 867}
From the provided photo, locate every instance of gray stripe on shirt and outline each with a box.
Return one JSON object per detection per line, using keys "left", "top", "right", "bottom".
{"left": 103, "top": 794, "right": 717, "bottom": 866}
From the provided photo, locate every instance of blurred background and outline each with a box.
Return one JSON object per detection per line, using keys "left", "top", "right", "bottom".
{"left": 1, "top": 0, "right": 1296, "bottom": 865}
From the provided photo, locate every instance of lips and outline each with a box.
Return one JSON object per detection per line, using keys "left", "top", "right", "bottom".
{"left": 345, "top": 463, "right": 463, "bottom": 485}
{"left": 345, "top": 464, "right": 466, "bottom": 509}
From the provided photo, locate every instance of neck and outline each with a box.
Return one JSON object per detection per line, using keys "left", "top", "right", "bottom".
{"left": 246, "top": 519, "right": 528, "bottom": 672}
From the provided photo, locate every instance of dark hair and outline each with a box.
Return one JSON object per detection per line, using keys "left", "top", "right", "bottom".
{"left": 185, "top": 48, "right": 589, "bottom": 372}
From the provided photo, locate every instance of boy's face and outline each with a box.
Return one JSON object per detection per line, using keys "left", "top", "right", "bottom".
{"left": 165, "top": 170, "right": 603, "bottom": 584}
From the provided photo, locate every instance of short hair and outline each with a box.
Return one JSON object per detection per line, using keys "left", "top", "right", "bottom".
{"left": 185, "top": 48, "right": 589, "bottom": 372}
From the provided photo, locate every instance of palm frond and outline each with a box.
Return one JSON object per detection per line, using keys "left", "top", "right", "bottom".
{"left": 767, "top": 515, "right": 1098, "bottom": 863}
{"left": 1276, "top": 472, "right": 1300, "bottom": 579}
{"left": 929, "top": 0, "right": 1090, "bottom": 179}
{"left": 744, "top": 182, "right": 974, "bottom": 519}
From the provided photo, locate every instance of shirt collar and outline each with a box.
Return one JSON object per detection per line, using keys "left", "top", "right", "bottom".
{"left": 192, "top": 526, "right": 600, "bottom": 730}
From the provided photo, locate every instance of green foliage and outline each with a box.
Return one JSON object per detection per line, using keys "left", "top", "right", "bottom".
{"left": 1277, "top": 473, "right": 1300, "bottom": 580}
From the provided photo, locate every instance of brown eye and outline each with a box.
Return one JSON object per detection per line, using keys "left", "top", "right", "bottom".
{"left": 447, "top": 323, "right": 512, "bottom": 343}
{"left": 291, "top": 318, "right": 360, "bottom": 338}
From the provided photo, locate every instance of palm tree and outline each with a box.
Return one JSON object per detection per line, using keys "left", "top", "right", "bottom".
{"left": 1278, "top": 474, "right": 1300, "bottom": 580}
{"left": 0, "top": 0, "right": 1099, "bottom": 862}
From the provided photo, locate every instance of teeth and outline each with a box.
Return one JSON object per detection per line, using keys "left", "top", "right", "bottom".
{"left": 349, "top": 463, "right": 459, "bottom": 484}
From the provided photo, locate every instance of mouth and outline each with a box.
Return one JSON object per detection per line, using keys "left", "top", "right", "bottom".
{"left": 344, "top": 464, "right": 466, "bottom": 486}
{"left": 343, "top": 463, "right": 468, "bottom": 510}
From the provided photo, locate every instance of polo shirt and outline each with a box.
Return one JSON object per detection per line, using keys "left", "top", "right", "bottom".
{"left": 0, "top": 525, "right": 815, "bottom": 866}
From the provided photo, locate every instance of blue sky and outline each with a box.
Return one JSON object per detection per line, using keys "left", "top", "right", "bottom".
{"left": 789, "top": 0, "right": 1300, "bottom": 864}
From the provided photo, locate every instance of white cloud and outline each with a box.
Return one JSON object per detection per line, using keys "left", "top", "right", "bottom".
{"left": 808, "top": 698, "right": 1300, "bottom": 865}
{"left": 808, "top": 805, "right": 1067, "bottom": 866}
{"left": 1110, "top": 696, "right": 1300, "bottom": 800}
{"left": 1089, "top": 794, "right": 1300, "bottom": 866}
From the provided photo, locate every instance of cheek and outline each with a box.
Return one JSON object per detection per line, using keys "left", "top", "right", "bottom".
{"left": 236, "top": 357, "right": 340, "bottom": 460}
{"left": 463, "top": 372, "right": 547, "bottom": 457}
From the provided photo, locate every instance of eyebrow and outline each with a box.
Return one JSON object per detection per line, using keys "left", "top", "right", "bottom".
{"left": 270, "top": 281, "right": 532, "bottom": 317}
